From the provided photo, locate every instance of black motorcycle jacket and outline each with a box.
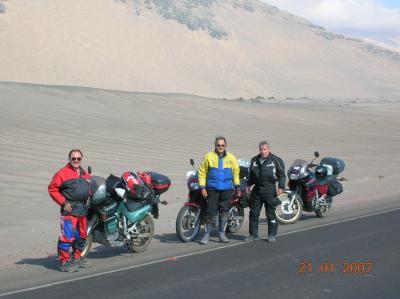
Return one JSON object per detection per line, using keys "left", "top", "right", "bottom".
{"left": 49, "top": 163, "right": 91, "bottom": 217}
{"left": 247, "top": 153, "right": 286, "bottom": 193}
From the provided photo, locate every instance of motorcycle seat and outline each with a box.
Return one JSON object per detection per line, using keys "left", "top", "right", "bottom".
{"left": 106, "top": 174, "right": 121, "bottom": 193}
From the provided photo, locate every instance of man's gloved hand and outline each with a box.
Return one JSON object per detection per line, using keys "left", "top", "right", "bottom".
{"left": 62, "top": 201, "right": 72, "bottom": 213}
{"left": 235, "top": 187, "right": 242, "bottom": 197}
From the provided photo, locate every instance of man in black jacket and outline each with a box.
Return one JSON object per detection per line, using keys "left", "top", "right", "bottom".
{"left": 245, "top": 141, "right": 286, "bottom": 242}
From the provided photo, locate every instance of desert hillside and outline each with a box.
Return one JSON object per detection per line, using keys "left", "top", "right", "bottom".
{"left": 0, "top": 0, "right": 399, "bottom": 99}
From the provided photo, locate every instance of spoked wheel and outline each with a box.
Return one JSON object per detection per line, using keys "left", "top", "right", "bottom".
{"left": 226, "top": 205, "right": 244, "bottom": 234}
{"left": 275, "top": 192, "right": 302, "bottom": 224}
{"left": 81, "top": 232, "right": 93, "bottom": 258}
{"left": 129, "top": 215, "right": 154, "bottom": 253}
{"left": 176, "top": 205, "right": 201, "bottom": 242}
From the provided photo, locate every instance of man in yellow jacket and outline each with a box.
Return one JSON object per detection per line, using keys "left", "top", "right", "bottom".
{"left": 198, "top": 136, "right": 241, "bottom": 244}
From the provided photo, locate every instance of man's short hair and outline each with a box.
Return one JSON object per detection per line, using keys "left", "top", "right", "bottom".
{"left": 68, "top": 149, "right": 83, "bottom": 158}
{"left": 215, "top": 135, "right": 227, "bottom": 146}
{"left": 258, "top": 141, "right": 269, "bottom": 148}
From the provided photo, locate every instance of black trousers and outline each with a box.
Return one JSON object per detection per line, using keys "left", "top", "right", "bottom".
{"left": 205, "top": 189, "right": 232, "bottom": 224}
{"left": 249, "top": 191, "right": 278, "bottom": 237}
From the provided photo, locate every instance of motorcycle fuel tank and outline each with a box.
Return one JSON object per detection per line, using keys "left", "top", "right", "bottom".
{"left": 90, "top": 176, "right": 107, "bottom": 206}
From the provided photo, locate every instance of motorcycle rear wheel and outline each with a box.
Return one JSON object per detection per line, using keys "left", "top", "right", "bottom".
{"left": 275, "top": 193, "right": 302, "bottom": 224}
{"left": 129, "top": 215, "right": 154, "bottom": 253}
{"left": 81, "top": 232, "right": 93, "bottom": 258}
{"left": 315, "top": 205, "right": 329, "bottom": 218}
{"left": 226, "top": 205, "right": 244, "bottom": 233}
{"left": 176, "top": 205, "right": 201, "bottom": 242}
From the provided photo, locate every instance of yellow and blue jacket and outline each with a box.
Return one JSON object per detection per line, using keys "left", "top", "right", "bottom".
{"left": 198, "top": 151, "right": 240, "bottom": 190}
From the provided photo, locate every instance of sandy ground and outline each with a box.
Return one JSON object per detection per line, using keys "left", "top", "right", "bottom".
{"left": 0, "top": 82, "right": 399, "bottom": 272}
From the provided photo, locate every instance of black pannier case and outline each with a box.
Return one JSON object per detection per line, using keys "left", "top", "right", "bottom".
{"left": 145, "top": 172, "right": 171, "bottom": 195}
{"left": 239, "top": 166, "right": 249, "bottom": 179}
{"left": 320, "top": 157, "right": 345, "bottom": 175}
{"left": 326, "top": 176, "right": 343, "bottom": 197}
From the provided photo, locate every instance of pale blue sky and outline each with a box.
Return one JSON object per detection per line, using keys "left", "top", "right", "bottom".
{"left": 375, "top": 0, "right": 400, "bottom": 9}
{"left": 263, "top": 0, "right": 400, "bottom": 49}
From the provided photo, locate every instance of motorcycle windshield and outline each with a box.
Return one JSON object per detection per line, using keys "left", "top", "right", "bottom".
{"left": 288, "top": 159, "right": 309, "bottom": 180}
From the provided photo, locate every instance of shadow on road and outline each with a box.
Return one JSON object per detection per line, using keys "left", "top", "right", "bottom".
{"left": 153, "top": 233, "right": 184, "bottom": 243}
{"left": 15, "top": 255, "right": 58, "bottom": 271}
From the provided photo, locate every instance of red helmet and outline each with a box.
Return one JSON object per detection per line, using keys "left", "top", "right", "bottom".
{"left": 121, "top": 171, "right": 150, "bottom": 199}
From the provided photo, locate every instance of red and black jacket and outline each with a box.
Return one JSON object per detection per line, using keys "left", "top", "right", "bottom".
{"left": 48, "top": 163, "right": 91, "bottom": 216}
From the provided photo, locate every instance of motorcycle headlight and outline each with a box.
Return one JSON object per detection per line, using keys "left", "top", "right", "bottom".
{"left": 189, "top": 182, "right": 199, "bottom": 190}
{"left": 290, "top": 173, "right": 299, "bottom": 180}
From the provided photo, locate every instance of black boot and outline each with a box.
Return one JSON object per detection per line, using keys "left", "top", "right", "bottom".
{"left": 268, "top": 221, "right": 278, "bottom": 242}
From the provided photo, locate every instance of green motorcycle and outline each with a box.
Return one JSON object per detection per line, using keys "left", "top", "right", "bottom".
{"left": 81, "top": 170, "right": 170, "bottom": 257}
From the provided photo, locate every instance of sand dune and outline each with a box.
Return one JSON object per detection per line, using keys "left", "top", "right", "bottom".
{"left": 0, "top": 82, "right": 400, "bottom": 269}
{"left": 0, "top": 0, "right": 399, "bottom": 99}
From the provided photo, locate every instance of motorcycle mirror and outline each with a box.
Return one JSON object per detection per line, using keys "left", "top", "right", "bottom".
{"left": 87, "top": 166, "right": 92, "bottom": 174}
{"left": 190, "top": 158, "right": 195, "bottom": 167}
{"left": 314, "top": 151, "right": 320, "bottom": 158}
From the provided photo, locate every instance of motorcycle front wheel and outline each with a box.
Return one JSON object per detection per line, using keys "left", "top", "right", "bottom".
{"left": 226, "top": 205, "right": 244, "bottom": 233}
{"left": 275, "top": 193, "right": 302, "bottom": 224}
{"left": 130, "top": 215, "right": 154, "bottom": 253}
{"left": 176, "top": 205, "right": 201, "bottom": 242}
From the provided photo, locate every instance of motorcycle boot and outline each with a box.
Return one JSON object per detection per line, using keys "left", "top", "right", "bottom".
{"left": 71, "top": 257, "right": 91, "bottom": 268}
{"left": 267, "top": 220, "right": 278, "bottom": 243}
{"left": 200, "top": 223, "right": 210, "bottom": 245}
{"left": 218, "top": 213, "right": 230, "bottom": 243}
{"left": 59, "top": 261, "right": 79, "bottom": 273}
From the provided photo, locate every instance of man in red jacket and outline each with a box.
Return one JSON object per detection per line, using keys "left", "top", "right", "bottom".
{"left": 48, "top": 149, "right": 91, "bottom": 272}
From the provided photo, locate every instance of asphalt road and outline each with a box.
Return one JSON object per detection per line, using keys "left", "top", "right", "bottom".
{"left": 2, "top": 208, "right": 399, "bottom": 299}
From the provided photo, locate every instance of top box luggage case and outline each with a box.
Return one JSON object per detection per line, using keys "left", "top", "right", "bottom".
{"left": 145, "top": 172, "right": 171, "bottom": 195}
{"left": 320, "top": 157, "right": 345, "bottom": 175}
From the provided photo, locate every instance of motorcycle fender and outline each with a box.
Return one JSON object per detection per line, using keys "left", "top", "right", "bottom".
{"left": 184, "top": 201, "right": 200, "bottom": 209}
{"left": 284, "top": 189, "right": 304, "bottom": 205}
{"left": 87, "top": 214, "right": 99, "bottom": 235}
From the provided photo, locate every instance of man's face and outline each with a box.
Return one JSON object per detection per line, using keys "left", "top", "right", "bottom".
{"left": 215, "top": 139, "right": 226, "bottom": 154}
{"left": 259, "top": 144, "right": 270, "bottom": 158}
{"left": 69, "top": 151, "right": 82, "bottom": 169}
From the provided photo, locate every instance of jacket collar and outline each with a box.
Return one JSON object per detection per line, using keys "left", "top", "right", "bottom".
{"left": 66, "top": 163, "right": 85, "bottom": 175}
{"left": 214, "top": 149, "right": 227, "bottom": 158}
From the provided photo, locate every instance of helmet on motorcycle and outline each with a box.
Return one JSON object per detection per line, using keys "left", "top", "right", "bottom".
{"left": 121, "top": 171, "right": 151, "bottom": 199}
{"left": 315, "top": 165, "right": 328, "bottom": 177}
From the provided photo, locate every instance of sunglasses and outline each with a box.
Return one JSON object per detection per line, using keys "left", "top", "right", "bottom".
{"left": 71, "top": 157, "right": 82, "bottom": 161}
{"left": 216, "top": 144, "right": 225, "bottom": 148}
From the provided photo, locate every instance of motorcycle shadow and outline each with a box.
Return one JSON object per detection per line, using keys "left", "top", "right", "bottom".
{"left": 153, "top": 233, "right": 189, "bottom": 243}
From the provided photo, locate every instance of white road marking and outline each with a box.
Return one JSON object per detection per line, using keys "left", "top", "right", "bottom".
{"left": 1, "top": 206, "right": 399, "bottom": 297}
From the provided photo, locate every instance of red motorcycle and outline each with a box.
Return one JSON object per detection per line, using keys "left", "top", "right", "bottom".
{"left": 176, "top": 159, "right": 248, "bottom": 242}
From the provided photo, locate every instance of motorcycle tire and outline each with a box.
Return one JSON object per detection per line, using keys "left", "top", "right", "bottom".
{"left": 129, "top": 215, "right": 154, "bottom": 253}
{"left": 275, "top": 192, "right": 303, "bottom": 224}
{"left": 176, "top": 205, "right": 201, "bottom": 242}
{"left": 226, "top": 205, "right": 244, "bottom": 234}
{"left": 315, "top": 206, "right": 329, "bottom": 218}
{"left": 81, "top": 232, "right": 93, "bottom": 258}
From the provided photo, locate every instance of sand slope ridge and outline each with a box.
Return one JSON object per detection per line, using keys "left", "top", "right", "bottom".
{"left": 0, "top": 0, "right": 399, "bottom": 99}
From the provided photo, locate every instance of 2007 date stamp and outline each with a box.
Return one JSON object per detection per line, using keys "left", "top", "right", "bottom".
{"left": 298, "top": 261, "right": 373, "bottom": 274}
